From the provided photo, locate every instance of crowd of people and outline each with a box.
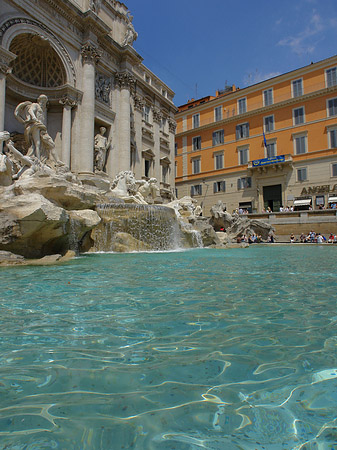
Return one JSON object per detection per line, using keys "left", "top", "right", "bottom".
{"left": 237, "top": 234, "right": 275, "bottom": 244}
{"left": 290, "top": 231, "right": 337, "bottom": 243}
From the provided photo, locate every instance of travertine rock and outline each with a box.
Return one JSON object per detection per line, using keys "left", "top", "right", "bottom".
{"left": 210, "top": 200, "right": 274, "bottom": 241}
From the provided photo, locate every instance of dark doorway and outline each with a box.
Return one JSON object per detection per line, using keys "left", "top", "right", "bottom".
{"left": 263, "top": 184, "right": 282, "bottom": 212}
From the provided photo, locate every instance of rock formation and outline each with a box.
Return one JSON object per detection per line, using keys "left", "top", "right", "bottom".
{"left": 210, "top": 200, "right": 274, "bottom": 242}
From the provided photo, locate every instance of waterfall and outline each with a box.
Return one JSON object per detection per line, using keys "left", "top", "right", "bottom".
{"left": 190, "top": 229, "right": 203, "bottom": 248}
{"left": 93, "top": 203, "right": 183, "bottom": 252}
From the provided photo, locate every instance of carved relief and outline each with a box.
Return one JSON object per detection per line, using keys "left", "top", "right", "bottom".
{"left": 95, "top": 73, "right": 111, "bottom": 104}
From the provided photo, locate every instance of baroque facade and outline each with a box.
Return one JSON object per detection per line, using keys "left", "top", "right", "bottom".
{"left": 175, "top": 56, "right": 337, "bottom": 213}
{"left": 0, "top": 0, "right": 176, "bottom": 200}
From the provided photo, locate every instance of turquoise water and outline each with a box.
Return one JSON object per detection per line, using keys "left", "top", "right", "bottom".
{"left": 0, "top": 246, "right": 337, "bottom": 449}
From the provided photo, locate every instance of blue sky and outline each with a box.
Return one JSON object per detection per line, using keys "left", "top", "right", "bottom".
{"left": 125, "top": 0, "right": 337, "bottom": 106}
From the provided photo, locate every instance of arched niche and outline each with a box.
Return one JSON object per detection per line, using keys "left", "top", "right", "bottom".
{"left": 0, "top": 17, "right": 77, "bottom": 92}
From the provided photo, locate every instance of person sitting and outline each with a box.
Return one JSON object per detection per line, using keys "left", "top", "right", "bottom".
{"left": 290, "top": 233, "right": 296, "bottom": 243}
{"left": 328, "top": 233, "right": 334, "bottom": 243}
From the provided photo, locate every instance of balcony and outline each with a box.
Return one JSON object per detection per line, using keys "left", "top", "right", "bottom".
{"left": 248, "top": 154, "right": 293, "bottom": 173}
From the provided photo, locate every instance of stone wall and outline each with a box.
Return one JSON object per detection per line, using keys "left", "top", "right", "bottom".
{"left": 249, "top": 210, "right": 337, "bottom": 241}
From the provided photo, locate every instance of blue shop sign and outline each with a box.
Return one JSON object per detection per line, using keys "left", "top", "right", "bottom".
{"left": 252, "top": 155, "right": 285, "bottom": 167}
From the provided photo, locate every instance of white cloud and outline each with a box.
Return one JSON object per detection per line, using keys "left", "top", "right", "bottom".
{"left": 278, "top": 12, "right": 325, "bottom": 55}
{"left": 244, "top": 70, "right": 281, "bottom": 87}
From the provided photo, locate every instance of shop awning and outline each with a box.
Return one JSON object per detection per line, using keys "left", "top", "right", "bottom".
{"left": 328, "top": 196, "right": 337, "bottom": 202}
{"left": 293, "top": 199, "right": 312, "bottom": 206}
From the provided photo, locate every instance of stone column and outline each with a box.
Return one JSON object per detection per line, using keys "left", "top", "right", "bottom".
{"left": 79, "top": 43, "right": 101, "bottom": 173}
{"left": 133, "top": 94, "right": 145, "bottom": 179}
{"left": 59, "top": 96, "right": 77, "bottom": 167}
{"left": 0, "top": 48, "right": 16, "bottom": 152}
{"left": 168, "top": 118, "right": 177, "bottom": 189}
{"left": 115, "top": 72, "right": 136, "bottom": 173}
{"left": 152, "top": 107, "right": 162, "bottom": 183}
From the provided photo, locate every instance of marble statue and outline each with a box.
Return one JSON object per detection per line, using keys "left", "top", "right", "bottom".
{"left": 94, "top": 127, "right": 110, "bottom": 172}
{"left": 89, "top": 0, "right": 102, "bottom": 13}
{"left": 14, "top": 95, "right": 58, "bottom": 163}
{"left": 0, "top": 131, "right": 12, "bottom": 186}
{"left": 137, "top": 178, "right": 159, "bottom": 201}
{"left": 122, "top": 12, "right": 138, "bottom": 46}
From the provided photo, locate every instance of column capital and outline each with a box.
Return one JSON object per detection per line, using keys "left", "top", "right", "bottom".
{"left": 0, "top": 47, "right": 16, "bottom": 77}
{"left": 0, "top": 63, "right": 12, "bottom": 76}
{"left": 133, "top": 94, "right": 145, "bottom": 112}
{"left": 115, "top": 71, "right": 136, "bottom": 94}
{"left": 59, "top": 96, "right": 77, "bottom": 108}
{"left": 152, "top": 107, "right": 163, "bottom": 124}
{"left": 168, "top": 118, "right": 177, "bottom": 134}
{"left": 81, "top": 43, "right": 101, "bottom": 65}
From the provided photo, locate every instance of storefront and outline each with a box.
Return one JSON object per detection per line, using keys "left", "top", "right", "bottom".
{"left": 293, "top": 198, "right": 312, "bottom": 211}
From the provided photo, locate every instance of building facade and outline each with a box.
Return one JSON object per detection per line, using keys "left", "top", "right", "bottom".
{"left": 175, "top": 56, "right": 337, "bottom": 214}
{"left": 0, "top": 0, "right": 176, "bottom": 201}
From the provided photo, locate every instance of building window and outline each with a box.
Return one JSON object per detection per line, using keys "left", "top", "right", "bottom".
{"left": 192, "top": 113, "right": 200, "bottom": 128}
{"left": 266, "top": 142, "right": 276, "bottom": 158}
{"left": 316, "top": 195, "right": 325, "bottom": 207}
{"left": 264, "top": 115, "right": 274, "bottom": 132}
{"left": 328, "top": 128, "right": 337, "bottom": 148}
{"left": 237, "top": 177, "right": 252, "bottom": 189}
{"left": 297, "top": 167, "right": 307, "bottom": 181}
{"left": 292, "top": 78, "right": 303, "bottom": 97}
{"left": 161, "top": 165, "right": 169, "bottom": 183}
{"left": 214, "top": 106, "right": 222, "bottom": 121}
{"left": 174, "top": 162, "right": 177, "bottom": 177}
{"left": 213, "top": 181, "right": 226, "bottom": 193}
{"left": 214, "top": 152, "right": 224, "bottom": 170}
{"left": 294, "top": 134, "right": 307, "bottom": 155}
{"left": 143, "top": 105, "right": 150, "bottom": 123}
{"left": 238, "top": 147, "right": 249, "bottom": 165}
{"left": 192, "top": 157, "right": 200, "bottom": 174}
{"left": 332, "top": 163, "right": 337, "bottom": 177}
{"left": 236, "top": 122, "right": 249, "bottom": 139}
{"left": 263, "top": 88, "right": 273, "bottom": 106}
{"left": 326, "top": 67, "right": 337, "bottom": 87}
{"left": 144, "top": 158, "right": 152, "bottom": 178}
{"left": 175, "top": 143, "right": 178, "bottom": 156}
{"left": 238, "top": 98, "right": 247, "bottom": 114}
{"left": 161, "top": 117, "right": 167, "bottom": 131}
{"left": 293, "top": 107, "right": 305, "bottom": 125}
{"left": 191, "top": 184, "right": 202, "bottom": 196}
{"left": 192, "top": 136, "right": 201, "bottom": 151}
{"left": 212, "top": 129, "right": 224, "bottom": 146}
{"left": 328, "top": 98, "right": 337, "bottom": 117}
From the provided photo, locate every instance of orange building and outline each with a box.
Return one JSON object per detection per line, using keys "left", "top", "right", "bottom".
{"left": 175, "top": 55, "right": 337, "bottom": 214}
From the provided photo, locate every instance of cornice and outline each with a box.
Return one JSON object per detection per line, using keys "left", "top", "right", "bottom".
{"left": 38, "top": 0, "right": 83, "bottom": 28}
{"left": 176, "top": 85, "right": 337, "bottom": 138}
{"left": 176, "top": 55, "right": 337, "bottom": 115}
{"left": 81, "top": 10, "right": 112, "bottom": 37}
